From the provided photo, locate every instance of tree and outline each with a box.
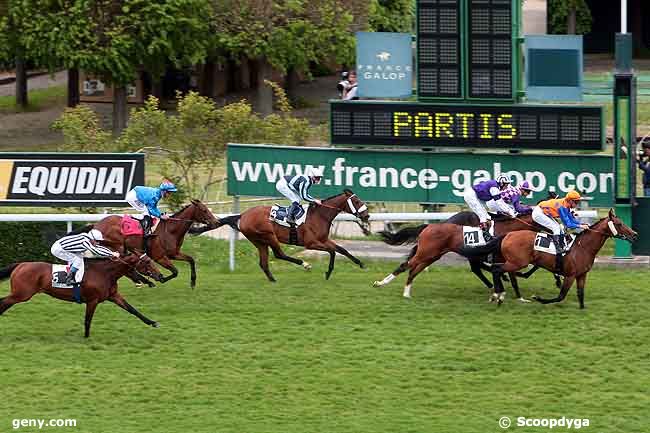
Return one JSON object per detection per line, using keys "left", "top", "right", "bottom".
{"left": 13, "top": 0, "right": 212, "bottom": 134}
{"left": 0, "top": 0, "right": 29, "bottom": 108}
{"left": 210, "top": 0, "right": 364, "bottom": 113}
{"left": 368, "top": 0, "right": 415, "bottom": 33}
{"left": 548, "top": 0, "right": 592, "bottom": 35}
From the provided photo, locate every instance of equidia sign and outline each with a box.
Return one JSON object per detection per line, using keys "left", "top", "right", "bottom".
{"left": 0, "top": 153, "right": 145, "bottom": 206}
{"left": 227, "top": 144, "right": 614, "bottom": 207}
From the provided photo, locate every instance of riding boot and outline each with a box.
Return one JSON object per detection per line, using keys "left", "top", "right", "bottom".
{"left": 288, "top": 202, "right": 300, "bottom": 225}
{"left": 141, "top": 215, "right": 152, "bottom": 236}
{"left": 480, "top": 221, "right": 493, "bottom": 242}
{"left": 64, "top": 269, "right": 76, "bottom": 286}
{"left": 551, "top": 234, "right": 564, "bottom": 273}
{"left": 72, "top": 283, "right": 82, "bottom": 304}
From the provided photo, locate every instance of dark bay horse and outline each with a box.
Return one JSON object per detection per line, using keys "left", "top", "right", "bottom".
{"left": 374, "top": 223, "right": 504, "bottom": 301}
{"left": 483, "top": 209, "right": 637, "bottom": 308}
{"left": 0, "top": 254, "right": 164, "bottom": 337}
{"left": 72, "top": 200, "right": 218, "bottom": 288}
{"left": 192, "top": 190, "right": 370, "bottom": 281}
{"left": 445, "top": 211, "right": 562, "bottom": 298}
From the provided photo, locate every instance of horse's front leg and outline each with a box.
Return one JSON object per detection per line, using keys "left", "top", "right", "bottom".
{"left": 168, "top": 252, "right": 197, "bottom": 289}
{"left": 110, "top": 292, "right": 159, "bottom": 328}
{"left": 532, "top": 276, "right": 576, "bottom": 305}
{"left": 126, "top": 269, "right": 155, "bottom": 288}
{"left": 155, "top": 256, "right": 179, "bottom": 283}
{"left": 334, "top": 244, "right": 364, "bottom": 269}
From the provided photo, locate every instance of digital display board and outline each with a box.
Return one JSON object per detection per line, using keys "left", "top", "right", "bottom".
{"left": 417, "top": 0, "right": 462, "bottom": 98}
{"left": 330, "top": 101, "right": 603, "bottom": 150}
{"left": 467, "top": 0, "right": 513, "bottom": 99}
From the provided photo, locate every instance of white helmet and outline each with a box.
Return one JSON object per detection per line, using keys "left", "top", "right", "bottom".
{"left": 89, "top": 229, "right": 104, "bottom": 241}
{"left": 496, "top": 174, "right": 511, "bottom": 187}
{"left": 307, "top": 167, "right": 324, "bottom": 178}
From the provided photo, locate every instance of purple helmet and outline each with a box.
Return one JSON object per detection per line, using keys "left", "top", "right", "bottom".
{"left": 519, "top": 181, "right": 532, "bottom": 191}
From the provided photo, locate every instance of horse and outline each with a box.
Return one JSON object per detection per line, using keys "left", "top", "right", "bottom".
{"left": 373, "top": 223, "right": 505, "bottom": 301}
{"left": 481, "top": 209, "right": 638, "bottom": 309}
{"left": 445, "top": 211, "right": 562, "bottom": 299}
{"left": 70, "top": 200, "right": 218, "bottom": 288}
{"left": 191, "top": 190, "right": 370, "bottom": 281}
{"left": 0, "top": 253, "right": 164, "bottom": 337}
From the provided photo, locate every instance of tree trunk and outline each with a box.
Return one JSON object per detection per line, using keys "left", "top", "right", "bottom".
{"left": 67, "top": 68, "right": 80, "bottom": 107}
{"left": 255, "top": 57, "right": 273, "bottom": 116}
{"left": 285, "top": 66, "right": 300, "bottom": 105}
{"left": 200, "top": 61, "right": 215, "bottom": 98}
{"left": 566, "top": 6, "right": 576, "bottom": 34}
{"left": 15, "top": 55, "right": 28, "bottom": 108}
{"left": 112, "top": 85, "right": 128, "bottom": 136}
{"left": 631, "top": 0, "right": 644, "bottom": 55}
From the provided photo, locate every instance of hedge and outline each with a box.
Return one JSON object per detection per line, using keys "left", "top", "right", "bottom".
{"left": 0, "top": 222, "right": 84, "bottom": 268}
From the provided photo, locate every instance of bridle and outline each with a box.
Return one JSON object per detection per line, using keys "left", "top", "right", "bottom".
{"left": 345, "top": 193, "right": 368, "bottom": 218}
{"left": 112, "top": 253, "right": 159, "bottom": 278}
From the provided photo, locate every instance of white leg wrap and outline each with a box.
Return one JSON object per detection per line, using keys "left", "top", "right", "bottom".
{"left": 403, "top": 284, "right": 412, "bottom": 298}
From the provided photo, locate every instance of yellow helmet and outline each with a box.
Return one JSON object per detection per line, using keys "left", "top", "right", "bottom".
{"left": 565, "top": 190, "right": 582, "bottom": 201}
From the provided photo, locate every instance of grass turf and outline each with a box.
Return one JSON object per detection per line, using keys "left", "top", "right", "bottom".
{"left": 0, "top": 237, "right": 648, "bottom": 433}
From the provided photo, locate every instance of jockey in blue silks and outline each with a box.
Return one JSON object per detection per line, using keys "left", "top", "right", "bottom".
{"left": 125, "top": 180, "right": 178, "bottom": 235}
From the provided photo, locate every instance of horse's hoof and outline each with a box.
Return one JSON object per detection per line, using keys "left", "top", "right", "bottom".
{"left": 325, "top": 273, "right": 332, "bottom": 280}
{"left": 403, "top": 293, "right": 411, "bottom": 299}
{"left": 302, "top": 262, "right": 312, "bottom": 271}
{"left": 151, "top": 322, "right": 160, "bottom": 328}
{"left": 135, "top": 282, "right": 143, "bottom": 288}
{"left": 147, "top": 283, "right": 155, "bottom": 288}
{"left": 359, "top": 262, "right": 366, "bottom": 269}
{"left": 373, "top": 281, "right": 381, "bottom": 287}
{"left": 518, "top": 297, "right": 532, "bottom": 303}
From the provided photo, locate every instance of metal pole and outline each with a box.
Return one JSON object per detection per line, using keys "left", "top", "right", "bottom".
{"left": 66, "top": 221, "right": 72, "bottom": 233}
{"left": 621, "top": 0, "right": 627, "bottom": 33}
{"left": 229, "top": 196, "right": 240, "bottom": 271}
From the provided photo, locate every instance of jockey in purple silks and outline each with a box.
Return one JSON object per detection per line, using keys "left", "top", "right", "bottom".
{"left": 488, "top": 181, "right": 534, "bottom": 216}
{"left": 463, "top": 174, "right": 514, "bottom": 241}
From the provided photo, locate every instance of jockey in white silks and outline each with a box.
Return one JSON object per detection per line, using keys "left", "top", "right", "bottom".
{"left": 275, "top": 167, "right": 324, "bottom": 223}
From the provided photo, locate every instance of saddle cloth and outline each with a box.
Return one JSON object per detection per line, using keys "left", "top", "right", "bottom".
{"left": 533, "top": 233, "right": 576, "bottom": 255}
{"left": 51, "top": 264, "right": 74, "bottom": 288}
{"left": 121, "top": 214, "right": 159, "bottom": 236}
{"left": 462, "top": 224, "right": 495, "bottom": 247}
{"left": 269, "top": 204, "right": 308, "bottom": 227}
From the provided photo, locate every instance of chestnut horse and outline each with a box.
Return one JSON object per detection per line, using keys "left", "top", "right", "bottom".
{"left": 483, "top": 209, "right": 638, "bottom": 308}
{"left": 445, "top": 211, "right": 562, "bottom": 298}
{"left": 374, "top": 223, "right": 505, "bottom": 301}
{"left": 192, "top": 190, "right": 370, "bottom": 281}
{"left": 0, "top": 254, "right": 164, "bottom": 337}
{"left": 70, "top": 200, "right": 218, "bottom": 288}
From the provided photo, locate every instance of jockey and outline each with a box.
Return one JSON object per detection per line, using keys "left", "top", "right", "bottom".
{"left": 125, "top": 180, "right": 178, "bottom": 235}
{"left": 491, "top": 180, "right": 534, "bottom": 216}
{"left": 533, "top": 190, "right": 590, "bottom": 254}
{"left": 275, "top": 167, "right": 324, "bottom": 224}
{"left": 50, "top": 229, "right": 119, "bottom": 303}
{"left": 463, "top": 174, "right": 514, "bottom": 240}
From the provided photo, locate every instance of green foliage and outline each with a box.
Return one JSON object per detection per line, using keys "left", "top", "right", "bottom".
{"left": 0, "top": 84, "right": 65, "bottom": 113}
{"left": 368, "top": 0, "right": 415, "bottom": 33}
{"left": 0, "top": 222, "right": 70, "bottom": 267}
{"left": 53, "top": 92, "right": 314, "bottom": 200}
{"left": 548, "top": 0, "right": 592, "bottom": 35}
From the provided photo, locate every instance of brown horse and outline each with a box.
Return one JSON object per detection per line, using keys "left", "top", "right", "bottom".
{"left": 444, "top": 211, "right": 562, "bottom": 298}
{"left": 483, "top": 209, "right": 638, "bottom": 308}
{"left": 192, "top": 190, "right": 370, "bottom": 281}
{"left": 0, "top": 254, "right": 164, "bottom": 337}
{"left": 374, "top": 223, "right": 504, "bottom": 300}
{"left": 71, "top": 200, "right": 218, "bottom": 288}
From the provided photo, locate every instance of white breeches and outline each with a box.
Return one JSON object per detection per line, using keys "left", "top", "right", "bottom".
{"left": 485, "top": 199, "right": 515, "bottom": 216}
{"left": 51, "top": 243, "right": 85, "bottom": 283}
{"left": 463, "top": 189, "right": 490, "bottom": 223}
{"left": 125, "top": 189, "right": 150, "bottom": 216}
{"left": 532, "top": 207, "right": 562, "bottom": 235}
{"left": 276, "top": 178, "right": 302, "bottom": 204}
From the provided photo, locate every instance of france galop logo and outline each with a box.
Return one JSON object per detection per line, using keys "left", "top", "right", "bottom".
{"left": 376, "top": 51, "right": 391, "bottom": 62}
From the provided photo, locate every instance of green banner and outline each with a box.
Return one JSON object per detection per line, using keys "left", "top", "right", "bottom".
{"left": 227, "top": 144, "right": 614, "bottom": 207}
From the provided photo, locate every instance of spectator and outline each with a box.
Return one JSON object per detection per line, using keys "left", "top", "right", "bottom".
{"left": 337, "top": 70, "right": 358, "bottom": 101}
{"left": 638, "top": 143, "right": 650, "bottom": 196}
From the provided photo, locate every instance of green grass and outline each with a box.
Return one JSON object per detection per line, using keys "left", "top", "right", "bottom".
{"left": 0, "top": 85, "right": 66, "bottom": 113}
{"left": 0, "top": 237, "right": 648, "bottom": 433}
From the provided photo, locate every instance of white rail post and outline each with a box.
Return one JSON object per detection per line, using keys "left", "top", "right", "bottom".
{"left": 229, "top": 196, "right": 240, "bottom": 271}
{"left": 66, "top": 221, "right": 72, "bottom": 233}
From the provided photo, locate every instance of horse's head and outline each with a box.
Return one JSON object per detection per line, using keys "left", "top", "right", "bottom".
{"left": 342, "top": 189, "right": 370, "bottom": 222}
{"left": 605, "top": 208, "right": 638, "bottom": 242}
{"left": 124, "top": 253, "right": 164, "bottom": 281}
{"left": 188, "top": 199, "right": 219, "bottom": 226}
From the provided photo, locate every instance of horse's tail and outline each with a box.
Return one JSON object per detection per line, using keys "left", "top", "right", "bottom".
{"left": 0, "top": 263, "right": 19, "bottom": 281}
{"left": 189, "top": 214, "right": 241, "bottom": 235}
{"left": 379, "top": 224, "right": 428, "bottom": 246}
{"left": 459, "top": 236, "right": 504, "bottom": 258}
{"left": 66, "top": 224, "right": 93, "bottom": 235}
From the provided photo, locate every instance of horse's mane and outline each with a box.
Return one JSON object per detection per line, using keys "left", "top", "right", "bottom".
{"left": 322, "top": 189, "right": 354, "bottom": 202}
{"left": 171, "top": 201, "right": 198, "bottom": 217}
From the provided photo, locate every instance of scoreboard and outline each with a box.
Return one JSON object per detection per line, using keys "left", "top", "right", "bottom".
{"left": 330, "top": 101, "right": 604, "bottom": 150}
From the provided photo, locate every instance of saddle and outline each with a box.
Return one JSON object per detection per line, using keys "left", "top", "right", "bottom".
{"left": 462, "top": 225, "right": 495, "bottom": 247}
{"left": 121, "top": 215, "right": 158, "bottom": 236}
{"left": 533, "top": 233, "right": 576, "bottom": 256}
{"left": 269, "top": 204, "right": 308, "bottom": 227}
{"left": 51, "top": 264, "right": 75, "bottom": 288}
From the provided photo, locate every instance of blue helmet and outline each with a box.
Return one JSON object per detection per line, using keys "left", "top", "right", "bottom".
{"left": 159, "top": 180, "right": 178, "bottom": 192}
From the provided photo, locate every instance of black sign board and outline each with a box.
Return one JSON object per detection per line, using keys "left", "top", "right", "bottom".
{"left": 330, "top": 101, "right": 604, "bottom": 150}
{"left": 417, "top": 0, "right": 463, "bottom": 98}
{"left": 0, "top": 153, "right": 145, "bottom": 206}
